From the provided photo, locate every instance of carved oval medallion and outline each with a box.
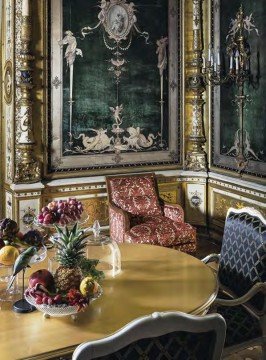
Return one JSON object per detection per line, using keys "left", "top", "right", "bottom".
{"left": 4, "top": 61, "right": 13, "bottom": 104}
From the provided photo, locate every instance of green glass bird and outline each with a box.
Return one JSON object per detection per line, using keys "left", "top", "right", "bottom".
{"left": 7, "top": 246, "right": 37, "bottom": 290}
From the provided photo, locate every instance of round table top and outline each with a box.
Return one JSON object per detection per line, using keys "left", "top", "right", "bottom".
{"left": 0, "top": 243, "right": 217, "bottom": 360}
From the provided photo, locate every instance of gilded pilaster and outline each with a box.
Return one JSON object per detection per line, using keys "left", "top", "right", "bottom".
{"left": 14, "top": 0, "right": 41, "bottom": 183}
{"left": 185, "top": 0, "right": 207, "bottom": 171}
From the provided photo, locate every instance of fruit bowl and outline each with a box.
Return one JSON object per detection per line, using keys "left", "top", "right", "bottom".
{"left": 24, "top": 285, "right": 103, "bottom": 320}
{"left": 35, "top": 198, "right": 88, "bottom": 228}
{"left": 33, "top": 212, "right": 89, "bottom": 230}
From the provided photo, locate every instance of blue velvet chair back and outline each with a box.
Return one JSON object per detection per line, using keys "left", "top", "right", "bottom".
{"left": 218, "top": 207, "right": 266, "bottom": 309}
{"left": 73, "top": 312, "right": 226, "bottom": 360}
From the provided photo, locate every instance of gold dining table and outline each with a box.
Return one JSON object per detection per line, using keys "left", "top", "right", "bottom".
{"left": 0, "top": 243, "right": 218, "bottom": 360}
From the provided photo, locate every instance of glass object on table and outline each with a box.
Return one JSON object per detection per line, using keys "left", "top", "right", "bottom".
{"left": 0, "top": 264, "right": 19, "bottom": 302}
{"left": 12, "top": 245, "right": 47, "bottom": 313}
{"left": 34, "top": 212, "right": 89, "bottom": 249}
{"left": 86, "top": 220, "right": 121, "bottom": 278}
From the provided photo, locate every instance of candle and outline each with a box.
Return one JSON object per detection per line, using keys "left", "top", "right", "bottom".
{"left": 217, "top": 47, "right": 221, "bottom": 66}
{"left": 229, "top": 55, "right": 233, "bottom": 70}
{"left": 202, "top": 56, "right": 206, "bottom": 69}
{"left": 22, "top": 0, "right": 30, "bottom": 17}
{"left": 235, "top": 50, "right": 239, "bottom": 72}
{"left": 208, "top": 44, "right": 212, "bottom": 62}
{"left": 214, "top": 62, "right": 217, "bottom": 72}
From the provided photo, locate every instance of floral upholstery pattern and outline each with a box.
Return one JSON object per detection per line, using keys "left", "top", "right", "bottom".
{"left": 108, "top": 175, "right": 162, "bottom": 217}
{"left": 109, "top": 204, "right": 130, "bottom": 244}
{"left": 106, "top": 174, "right": 196, "bottom": 253}
{"left": 163, "top": 203, "right": 184, "bottom": 223}
{"left": 125, "top": 215, "right": 196, "bottom": 247}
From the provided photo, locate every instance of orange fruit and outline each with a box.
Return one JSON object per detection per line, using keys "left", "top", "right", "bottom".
{"left": 80, "top": 276, "right": 99, "bottom": 297}
{"left": 0, "top": 245, "right": 20, "bottom": 266}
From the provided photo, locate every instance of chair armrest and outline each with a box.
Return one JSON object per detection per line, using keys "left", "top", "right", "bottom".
{"left": 109, "top": 203, "right": 130, "bottom": 243}
{"left": 202, "top": 253, "right": 220, "bottom": 264}
{"left": 215, "top": 282, "right": 266, "bottom": 308}
{"left": 160, "top": 201, "right": 184, "bottom": 223}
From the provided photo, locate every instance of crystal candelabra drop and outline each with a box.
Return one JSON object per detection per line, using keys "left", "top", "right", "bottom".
{"left": 202, "top": 5, "right": 259, "bottom": 172}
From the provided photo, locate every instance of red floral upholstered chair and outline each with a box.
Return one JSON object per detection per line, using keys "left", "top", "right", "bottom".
{"left": 106, "top": 173, "right": 196, "bottom": 253}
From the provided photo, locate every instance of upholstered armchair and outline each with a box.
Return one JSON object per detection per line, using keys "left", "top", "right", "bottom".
{"left": 106, "top": 173, "right": 196, "bottom": 253}
{"left": 202, "top": 207, "right": 266, "bottom": 356}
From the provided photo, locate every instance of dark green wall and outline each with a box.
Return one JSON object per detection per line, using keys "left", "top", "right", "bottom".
{"left": 219, "top": 0, "right": 266, "bottom": 162}
{"left": 62, "top": 0, "right": 168, "bottom": 153}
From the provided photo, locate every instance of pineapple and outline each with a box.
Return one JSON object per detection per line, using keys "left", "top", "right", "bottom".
{"left": 51, "top": 223, "right": 87, "bottom": 293}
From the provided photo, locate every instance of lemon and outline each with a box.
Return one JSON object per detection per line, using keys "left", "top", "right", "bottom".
{"left": 80, "top": 276, "right": 99, "bottom": 297}
{"left": 0, "top": 245, "right": 20, "bottom": 266}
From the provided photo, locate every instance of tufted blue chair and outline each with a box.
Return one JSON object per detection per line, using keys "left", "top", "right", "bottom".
{"left": 72, "top": 311, "right": 226, "bottom": 360}
{"left": 202, "top": 207, "right": 266, "bottom": 356}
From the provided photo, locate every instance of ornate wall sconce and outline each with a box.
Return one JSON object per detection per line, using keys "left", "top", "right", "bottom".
{"left": 202, "top": 5, "right": 259, "bottom": 172}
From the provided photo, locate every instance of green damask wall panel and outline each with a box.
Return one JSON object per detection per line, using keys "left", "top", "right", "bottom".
{"left": 212, "top": 0, "right": 266, "bottom": 176}
{"left": 62, "top": 0, "right": 168, "bottom": 153}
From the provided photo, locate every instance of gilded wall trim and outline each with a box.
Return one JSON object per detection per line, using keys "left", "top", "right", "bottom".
{"left": 185, "top": 0, "right": 207, "bottom": 171}
{"left": 209, "top": 179, "right": 265, "bottom": 199}
{"left": 14, "top": 0, "right": 41, "bottom": 183}
{"left": 209, "top": 186, "right": 266, "bottom": 228}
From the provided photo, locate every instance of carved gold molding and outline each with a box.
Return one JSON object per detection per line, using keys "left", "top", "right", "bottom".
{"left": 185, "top": 0, "right": 207, "bottom": 171}
{"left": 14, "top": 1, "right": 41, "bottom": 183}
{"left": 210, "top": 187, "right": 266, "bottom": 223}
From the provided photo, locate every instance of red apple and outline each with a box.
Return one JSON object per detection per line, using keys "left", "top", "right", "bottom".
{"left": 16, "top": 231, "right": 24, "bottom": 240}
{"left": 29, "top": 269, "right": 55, "bottom": 290}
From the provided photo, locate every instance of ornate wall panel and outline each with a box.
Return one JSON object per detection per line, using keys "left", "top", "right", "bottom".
{"left": 185, "top": 182, "right": 206, "bottom": 226}
{"left": 6, "top": 183, "right": 44, "bottom": 231}
{"left": 210, "top": 0, "right": 266, "bottom": 177}
{"left": 158, "top": 181, "right": 182, "bottom": 205}
{"left": 2, "top": 0, "right": 14, "bottom": 183}
{"left": 48, "top": 0, "right": 182, "bottom": 175}
{"left": 5, "top": 191, "right": 13, "bottom": 219}
{"left": 208, "top": 175, "right": 266, "bottom": 231}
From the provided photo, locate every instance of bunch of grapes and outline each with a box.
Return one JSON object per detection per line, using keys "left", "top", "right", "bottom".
{"left": 25, "top": 287, "right": 64, "bottom": 306}
{"left": 66, "top": 289, "right": 89, "bottom": 311}
{"left": 25, "top": 287, "right": 89, "bottom": 311}
{"left": 37, "top": 198, "right": 84, "bottom": 226}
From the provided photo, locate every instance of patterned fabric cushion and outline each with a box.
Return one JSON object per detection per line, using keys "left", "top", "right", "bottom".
{"left": 218, "top": 210, "right": 266, "bottom": 310}
{"left": 108, "top": 175, "right": 162, "bottom": 217}
{"left": 164, "top": 204, "right": 184, "bottom": 223}
{"left": 216, "top": 304, "right": 262, "bottom": 347}
{"left": 125, "top": 216, "right": 196, "bottom": 247}
{"left": 90, "top": 330, "right": 216, "bottom": 360}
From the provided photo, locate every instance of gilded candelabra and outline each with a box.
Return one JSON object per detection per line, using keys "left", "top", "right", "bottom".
{"left": 203, "top": 5, "right": 259, "bottom": 172}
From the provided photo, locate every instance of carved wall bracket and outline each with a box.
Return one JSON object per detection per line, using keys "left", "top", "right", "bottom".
{"left": 15, "top": 2, "right": 41, "bottom": 184}
{"left": 185, "top": 0, "right": 207, "bottom": 171}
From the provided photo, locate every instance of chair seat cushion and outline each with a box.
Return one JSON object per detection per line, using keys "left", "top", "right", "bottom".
{"left": 125, "top": 215, "right": 196, "bottom": 247}
{"left": 216, "top": 304, "right": 262, "bottom": 347}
